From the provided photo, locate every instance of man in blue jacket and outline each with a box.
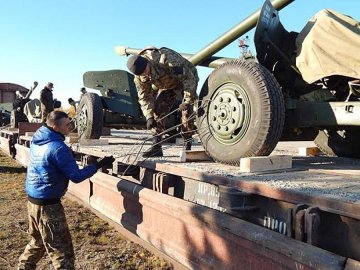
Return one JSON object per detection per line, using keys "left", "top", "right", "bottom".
{"left": 17, "top": 111, "right": 114, "bottom": 270}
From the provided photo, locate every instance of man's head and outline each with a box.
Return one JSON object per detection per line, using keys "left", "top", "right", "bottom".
{"left": 68, "top": 98, "right": 75, "bottom": 105}
{"left": 46, "top": 82, "right": 54, "bottom": 90}
{"left": 80, "top": 87, "right": 87, "bottom": 94}
{"left": 53, "top": 99, "right": 62, "bottom": 109}
{"left": 127, "top": 55, "right": 149, "bottom": 76}
{"left": 46, "top": 111, "right": 71, "bottom": 136}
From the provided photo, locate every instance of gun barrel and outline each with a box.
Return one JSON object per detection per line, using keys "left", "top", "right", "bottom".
{"left": 24, "top": 81, "right": 38, "bottom": 99}
{"left": 116, "top": 0, "right": 294, "bottom": 69}
{"left": 189, "top": 0, "right": 295, "bottom": 65}
{"left": 115, "top": 46, "right": 235, "bottom": 69}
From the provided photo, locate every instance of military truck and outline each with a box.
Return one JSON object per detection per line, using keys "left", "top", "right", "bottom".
{"left": 115, "top": 0, "right": 360, "bottom": 165}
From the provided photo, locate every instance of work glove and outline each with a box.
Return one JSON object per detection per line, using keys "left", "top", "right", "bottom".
{"left": 146, "top": 117, "right": 156, "bottom": 130}
{"left": 95, "top": 155, "right": 115, "bottom": 169}
{"left": 179, "top": 102, "right": 190, "bottom": 111}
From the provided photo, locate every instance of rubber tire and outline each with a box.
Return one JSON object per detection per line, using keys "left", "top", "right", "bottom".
{"left": 197, "top": 60, "right": 285, "bottom": 165}
{"left": 77, "top": 93, "right": 103, "bottom": 139}
{"left": 315, "top": 129, "right": 360, "bottom": 158}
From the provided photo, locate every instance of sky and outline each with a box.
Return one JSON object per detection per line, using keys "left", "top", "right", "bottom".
{"left": 1, "top": 0, "right": 359, "bottom": 109}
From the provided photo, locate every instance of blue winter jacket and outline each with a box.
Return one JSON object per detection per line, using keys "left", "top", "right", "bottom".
{"left": 26, "top": 125, "right": 97, "bottom": 199}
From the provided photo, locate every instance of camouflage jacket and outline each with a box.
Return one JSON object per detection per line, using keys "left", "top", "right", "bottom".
{"left": 134, "top": 47, "right": 199, "bottom": 120}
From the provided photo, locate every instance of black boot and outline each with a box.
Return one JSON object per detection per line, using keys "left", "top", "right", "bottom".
{"left": 142, "top": 135, "right": 163, "bottom": 157}
{"left": 183, "top": 138, "right": 192, "bottom": 151}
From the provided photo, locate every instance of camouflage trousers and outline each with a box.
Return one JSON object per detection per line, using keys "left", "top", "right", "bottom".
{"left": 18, "top": 201, "right": 75, "bottom": 270}
{"left": 153, "top": 89, "right": 196, "bottom": 140}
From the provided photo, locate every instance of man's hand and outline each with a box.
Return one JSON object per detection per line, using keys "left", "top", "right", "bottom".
{"left": 146, "top": 117, "right": 156, "bottom": 130}
{"left": 179, "top": 102, "right": 190, "bottom": 111}
{"left": 95, "top": 156, "right": 115, "bottom": 169}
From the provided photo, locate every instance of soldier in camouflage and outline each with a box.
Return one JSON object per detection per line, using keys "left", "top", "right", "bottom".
{"left": 127, "top": 47, "right": 199, "bottom": 157}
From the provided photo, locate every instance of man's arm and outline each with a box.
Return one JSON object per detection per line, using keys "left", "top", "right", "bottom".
{"left": 182, "top": 72, "right": 199, "bottom": 104}
{"left": 134, "top": 76, "right": 155, "bottom": 120}
{"left": 53, "top": 144, "right": 97, "bottom": 183}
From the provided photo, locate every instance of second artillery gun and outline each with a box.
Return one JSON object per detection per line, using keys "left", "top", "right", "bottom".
{"left": 116, "top": 0, "right": 360, "bottom": 165}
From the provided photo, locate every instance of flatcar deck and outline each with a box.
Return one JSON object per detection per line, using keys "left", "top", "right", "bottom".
{"left": 1, "top": 126, "right": 359, "bottom": 269}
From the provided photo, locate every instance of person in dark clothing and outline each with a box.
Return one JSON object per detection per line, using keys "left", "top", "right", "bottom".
{"left": 79, "top": 87, "right": 87, "bottom": 100}
{"left": 40, "top": 82, "right": 54, "bottom": 123}
{"left": 17, "top": 111, "right": 115, "bottom": 270}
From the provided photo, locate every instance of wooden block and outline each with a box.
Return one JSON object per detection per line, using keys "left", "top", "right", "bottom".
{"left": 25, "top": 132, "right": 35, "bottom": 137}
{"left": 19, "top": 135, "right": 32, "bottom": 142}
{"left": 65, "top": 136, "right": 79, "bottom": 143}
{"left": 15, "top": 144, "right": 30, "bottom": 167}
{"left": 176, "top": 138, "right": 184, "bottom": 145}
{"left": 0, "top": 136, "right": 11, "bottom": 155}
{"left": 0, "top": 128, "right": 17, "bottom": 135}
{"left": 79, "top": 138, "right": 109, "bottom": 146}
{"left": 239, "top": 155, "right": 292, "bottom": 173}
{"left": 179, "top": 150, "right": 212, "bottom": 162}
{"left": 298, "top": 147, "right": 320, "bottom": 157}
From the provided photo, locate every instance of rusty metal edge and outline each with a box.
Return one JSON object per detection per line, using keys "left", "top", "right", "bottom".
{"left": 135, "top": 160, "right": 360, "bottom": 220}
{"left": 76, "top": 172, "right": 349, "bottom": 270}
{"left": 73, "top": 146, "right": 359, "bottom": 220}
{"left": 65, "top": 192, "right": 188, "bottom": 270}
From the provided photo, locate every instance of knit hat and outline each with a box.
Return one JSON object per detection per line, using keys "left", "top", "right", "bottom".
{"left": 127, "top": 55, "right": 148, "bottom": 75}
{"left": 47, "top": 82, "right": 54, "bottom": 88}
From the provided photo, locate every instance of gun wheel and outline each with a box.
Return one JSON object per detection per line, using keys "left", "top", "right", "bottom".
{"left": 77, "top": 93, "right": 103, "bottom": 139}
{"left": 197, "top": 60, "right": 285, "bottom": 165}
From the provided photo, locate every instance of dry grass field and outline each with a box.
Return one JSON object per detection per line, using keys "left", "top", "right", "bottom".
{"left": 0, "top": 150, "right": 173, "bottom": 270}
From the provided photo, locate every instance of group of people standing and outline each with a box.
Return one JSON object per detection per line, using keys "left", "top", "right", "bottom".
{"left": 39, "top": 84, "right": 86, "bottom": 124}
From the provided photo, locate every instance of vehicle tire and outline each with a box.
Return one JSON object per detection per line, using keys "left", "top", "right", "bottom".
{"left": 315, "top": 129, "right": 360, "bottom": 158}
{"left": 77, "top": 93, "right": 103, "bottom": 139}
{"left": 10, "top": 110, "right": 19, "bottom": 128}
{"left": 197, "top": 60, "right": 285, "bottom": 165}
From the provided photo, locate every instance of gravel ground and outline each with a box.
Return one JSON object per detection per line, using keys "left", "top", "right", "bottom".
{"left": 75, "top": 132, "right": 360, "bottom": 203}
{"left": 0, "top": 150, "right": 173, "bottom": 270}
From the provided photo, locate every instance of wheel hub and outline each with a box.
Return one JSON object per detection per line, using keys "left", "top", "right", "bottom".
{"left": 77, "top": 106, "right": 88, "bottom": 135}
{"left": 208, "top": 83, "right": 251, "bottom": 145}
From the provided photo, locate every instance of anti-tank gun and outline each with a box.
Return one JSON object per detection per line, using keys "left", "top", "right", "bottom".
{"left": 117, "top": 0, "right": 360, "bottom": 164}
{"left": 0, "top": 81, "right": 39, "bottom": 127}
{"left": 11, "top": 81, "right": 40, "bottom": 127}
{"left": 76, "top": 71, "right": 181, "bottom": 140}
